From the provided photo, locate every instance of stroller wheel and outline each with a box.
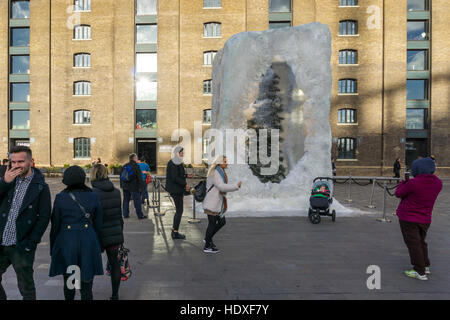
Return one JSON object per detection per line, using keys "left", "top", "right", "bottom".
{"left": 309, "top": 212, "right": 321, "bottom": 224}
{"left": 332, "top": 210, "right": 336, "bottom": 222}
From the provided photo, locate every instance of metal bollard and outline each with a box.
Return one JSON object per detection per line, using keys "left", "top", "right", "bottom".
{"left": 188, "top": 196, "right": 201, "bottom": 224}
{"left": 377, "top": 180, "right": 391, "bottom": 223}
{"left": 366, "top": 179, "right": 376, "bottom": 208}
{"left": 153, "top": 178, "right": 165, "bottom": 217}
{"left": 345, "top": 176, "right": 353, "bottom": 203}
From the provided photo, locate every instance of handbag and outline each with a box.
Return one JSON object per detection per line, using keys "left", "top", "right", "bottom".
{"left": 105, "top": 245, "right": 132, "bottom": 281}
{"left": 145, "top": 174, "right": 152, "bottom": 184}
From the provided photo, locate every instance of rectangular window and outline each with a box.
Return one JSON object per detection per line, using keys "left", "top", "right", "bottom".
{"left": 74, "top": 110, "right": 91, "bottom": 124}
{"left": 338, "top": 109, "right": 356, "bottom": 123}
{"left": 74, "top": 138, "right": 90, "bottom": 158}
{"left": 74, "top": 82, "right": 91, "bottom": 95}
{"left": 339, "top": 0, "right": 358, "bottom": 6}
{"left": 11, "top": 1, "right": 30, "bottom": 19}
{"left": 10, "top": 110, "right": 30, "bottom": 130}
{"left": 407, "top": 21, "right": 429, "bottom": 40}
{"left": 136, "top": 109, "right": 157, "bottom": 129}
{"left": 74, "top": 25, "right": 91, "bottom": 40}
{"left": 338, "top": 138, "right": 356, "bottom": 159}
{"left": 10, "top": 55, "right": 30, "bottom": 74}
{"left": 136, "top": 0, "right": 157, "bottom": 15}
{"left": 339, "top": 20, "right": 357, "bottom": 35}
{"left": 203, "top": 109, "right": 212, "bottom": 124}
{"left": 406, "top": 79, "right": 428, "bottom": 100}
{"left": 136, "top": 80, "right": 157, "bottom": 101}
{"left": 204, "top": 0, "right": 221, "bottom": 8}
{"left": 407, "top": 50, "right": 428, "bottom": 71}
{"left": 338, "top": 79, "right": 357, "bottom": 93}
{"left": 10, "top": 83, "right": 29, "bottom": 102}
{"left": 74, "top": 0, "right": 91, "bottom": 11}
{"left": 74, "top": 53, "right": 91, "bottom": 67}
{"left": 203, "top": 51, "right": 217, "bottom": 66}
{"left": 406, "top": 109, "right": 427, "bottom": 129}
{"left": 203, "top": 138, "right": 210, "bottom": 160}
{"left": 136, "top": 24, "right": 157, "bottom": 43}
{"left": 203, "top": 80, "right": 212, "bottom": 94}
{"left": 269, "top": 21, "right": 292, "bottom": 29}
{"left": 136, "top": 53, "right": 157, "bottom": 72}
{"left": 10, "top": 27, "right": 30, "bottom": 47}
{"left": 269, "top": 0, "right": 291, "bottom": 12}
{"left": 339, "top": 50, "right": 357, "bottom": 64}
{"left": 407, "top": 0, "right": 429, "bottom": 11}
{"left": 204, "top": 23, "right": 221, "bottom": 37}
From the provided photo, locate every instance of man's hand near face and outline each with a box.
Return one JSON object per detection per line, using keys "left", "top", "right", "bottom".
{"left": 3, "top": 166, "right": 22, "bottom": 184}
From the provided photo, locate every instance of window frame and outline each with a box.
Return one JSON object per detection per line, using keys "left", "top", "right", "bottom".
{"left": 74, "top": 81, "right": 91, "bottom": 96}
{"left": 10, "top": 82, "right": 30, "bottom": 102}
{"left": 136, "top": 0, "right": 158, "bottom": 15}
{"left": 73, "top": 25, "right": 91, "bottom": 40}
{"left": 269, "top": 0, "right": 292, "bottom": 13}
{"left": 135, "top": 109, "right": 157, "bottom": 130}
{"left": 136, "top": 53, "right": 157, "bottom": 73}
{"left": 339, "top": 20, "right": 358, "bottom": 35}
{"left": 10, "top": 0, "right": 30, "bottom": 19}
{"left": 407, "top": 49, "right": 428, "bottom": 71}
{"left": 203, "top": 0, "right": 221, "bottom": 8}
{"left": 406, "top": 108, "right": 428, "bottom": 130}
{"left": 338, "top": 79, "right": 357, "bottom": 94}
{"left": 73, "top": 110, "right": 91, "bottom": 125}
{"left": 406, "top": 79, "right": 428, "bottom": 100}
{"left": 136, "top": 24, "right": 158, "bottom": 44}
{"left": 339, "top": 0, "right": 358, "bottom": 7}
{"left": 203, "top": 51, "right": 217, "bottom": 66}
{"left": 74, "top": 0, "right": 91, "bottom": 12}
{"left": 74, "top": 137, "right": 91, "bottom": 159}
{"left": 338, "top": 109, "right": 357, "bottom": 124}
{"left": 339, "top": 49, "right": 358, "bottom": 65}
{"left": 203, "top": 22, "right": 222, "bottom": 38}
{"left": 203, "top": 80, "right": 212, "bottom": 95}
{"left": 10, "top": 27, "right": 30, "bottom": 47}
{"left": 407, "top": 20, "right": 429, "bottom": 41}
{"left": 10, "top": 55, "right": 30, "bottom": 74}
{"left": 74, "top": 53, "right": 91, "bottom": 68}
{"left": 407, "top": 0, "right": 429, "bottom": 11}
{"left": 203, "top": 109, "right": 212, "bottom": 124}
{"left": 10, "top": 110, "right": 30, "bottom": 130}
{"left": 337, "top": 137, "right": 356, "bottom": 159}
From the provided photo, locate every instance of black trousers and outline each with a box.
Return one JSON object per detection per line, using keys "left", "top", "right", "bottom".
{"left": 105, "top": 246, "right": 121, "bottom": 298}
{"left": 0, "top": 245, "right": 36, "bottom": 300}
{"left": 63, "top": 274, "right": 94, "bottom": 300}
{"left": 399, "top": 219, "right": 430, "bottom": 276}
{"left": 171, "top": 194, "right": 184, "bottom": 231}
{"left": 205, "top": 215, "right": 226, "bottom": 246}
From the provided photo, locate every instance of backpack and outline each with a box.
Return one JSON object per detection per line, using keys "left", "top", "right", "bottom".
{"left": 193, "top": 180, "right": 214, "bottom": 202}
{"left": 106, "top": 245, "right": 132, "bottom": 281}
{"left": 120, "top": 164, "right": 134, "bottom": 183}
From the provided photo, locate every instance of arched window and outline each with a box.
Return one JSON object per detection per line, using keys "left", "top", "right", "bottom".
{"left": 74, "top": 25, "right": 91, "bottom": 40}
{"left": 204, "top": 22, "right": 221, "bottom": 37}
{"left": 338, "top": 137, "right": 356, "bottom": 159}
{"left": 74, "top": 81, "right": 91, "bottom": 95}
{"left": 203, "top": 80, "right": 212, "bottom": 94}
{"left": 339, "top": 20, "right": 357, "bottom": 35}
{"left": 339, "top": 49, "right": 357, "bottom": 64}
{"left": 74, "top": 0, "right": 91, "bottom": 11}
{"left": 338, "top": 109, "right": 356, "bottom": 123}
{"left": 74, "top": 110, "right": 91, "bottom": 124}
{"left": 203, "top": 51, "right": 217, "bottom": 66}
{"left": 74, "top": 137, "right": 90, "bottom": 158}
{"left": 338, "top": 79, "right": 357, "bottom": 93}
{"left": 74, "top": 53, "right": 91, "bottom": 67}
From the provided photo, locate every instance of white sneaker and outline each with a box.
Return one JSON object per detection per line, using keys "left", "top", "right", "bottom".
{"left": 404, "top": 269, "right": 428, "bottom": 280}
{"left": 425, "top": 267, "right": 430, "bottom": 275}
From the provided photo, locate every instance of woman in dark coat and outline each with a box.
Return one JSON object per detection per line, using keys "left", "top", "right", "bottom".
{"left": 90, "top": 164, "right": 124, "bottom": 300}
{"left": 393, "top": 158, "right": 401, "bottom": 178}
{"left": 49, "top": 165, "right": 103, "bottom": 300}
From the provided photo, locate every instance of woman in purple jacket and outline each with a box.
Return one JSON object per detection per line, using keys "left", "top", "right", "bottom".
{"left": 395, "top": 157, "right": 442, "bottom": 281}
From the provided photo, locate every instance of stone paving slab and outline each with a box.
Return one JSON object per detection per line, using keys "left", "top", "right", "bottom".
{"left": 1, "top": 178, "right": 449, "bottom": 300}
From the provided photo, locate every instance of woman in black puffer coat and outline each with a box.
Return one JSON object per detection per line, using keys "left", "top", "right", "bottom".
{"left": 90, "top": 164, "right": 124, "bottom": 300}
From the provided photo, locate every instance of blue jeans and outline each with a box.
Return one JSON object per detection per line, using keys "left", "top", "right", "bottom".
{"left": 123, "top": 190, "right": 144, "bottom": 218}
{"left": 141, "top": 184, "right": 149, "bottom": 204}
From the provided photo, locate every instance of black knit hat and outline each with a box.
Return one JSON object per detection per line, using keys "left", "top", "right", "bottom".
{"left": 62, "top": 165, "right": 86, "bottom": 186}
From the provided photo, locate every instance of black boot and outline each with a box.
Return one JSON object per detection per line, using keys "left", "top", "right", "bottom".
{"left": 171, "top": 231, "right": 186, "bottom": 240}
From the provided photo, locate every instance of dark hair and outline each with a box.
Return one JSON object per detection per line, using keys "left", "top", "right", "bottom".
{"left": 139, "top": 157, "right": 146, "bottom": 162}
{"left": 2, "top": 159, "right": 8, "bottom": 165}
{"left": 9, "top": 146, "right": 32, "bottom": 159}
{"left": 129, "top": 153, "right": 137, "bottom": 161}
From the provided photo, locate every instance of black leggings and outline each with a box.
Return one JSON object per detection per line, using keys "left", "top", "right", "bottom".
{"left": 106, "top": 246, "right": 121, "bottom": 298}
{"left": 171, "top": 194, "right": 184, "bottom": 231}
{"left": 205, "top": 215, "right": 226, "bottom": 246}
{"left": 63, "top": 274, "right": 93, "bottom": 300}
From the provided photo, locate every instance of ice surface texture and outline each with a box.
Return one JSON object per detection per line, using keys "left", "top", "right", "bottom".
{"left": 201, "top": 23, "right": 353, "bottom": 216}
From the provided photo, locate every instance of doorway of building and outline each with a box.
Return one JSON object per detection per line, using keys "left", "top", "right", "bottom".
{"left": 405, "top": 138, "right": 428, "bottom": 169}
{"left": 136, "top": 139, "right": 157, "bottom": 172}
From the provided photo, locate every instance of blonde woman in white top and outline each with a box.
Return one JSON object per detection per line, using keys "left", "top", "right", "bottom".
{"left": 202, "top": 155, "right": 242, "bottom": 253}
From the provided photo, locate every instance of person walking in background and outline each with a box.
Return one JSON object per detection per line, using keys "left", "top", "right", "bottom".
{"left": 0, "top": 146, "right": 51, "bottom": 300}
{"left": 395, "top": 157, "right": 442, "bottom": 281}
{"left": 331, "top": 158, "right": 336, "bottom": 177}
{"left": 137, "top": 157, "right": 151, "bottom": 206}
{"left": 90, "top": 164, "right": 124, "bottom": 300}
{"left": 49, "top": 166, "right": 103, "bottom": 300}
{"left": 165, "top": 146, "right": 190, "bottom": 240}
{"left": 202, "top": 155, "right": 242, "bottom": 253}
{"left": 393, "top": 157, "right": 401, "bottom": 178}
{"left": 120, "top": 154, "right": 146, "bottom": 219}
{"left": 0, "top": 159, "right": 9, "bottom": 178}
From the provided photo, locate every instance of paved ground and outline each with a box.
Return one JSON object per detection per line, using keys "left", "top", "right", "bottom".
{"left": 2, "top": 177, "right": 450, "bottom": 300}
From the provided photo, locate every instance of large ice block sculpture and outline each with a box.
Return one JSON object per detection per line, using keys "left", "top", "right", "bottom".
{"left": 204, "top": 23, "right": 349, "bottom": 216}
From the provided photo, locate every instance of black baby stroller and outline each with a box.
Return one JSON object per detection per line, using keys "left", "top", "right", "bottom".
{"left": 308, "top": 177, "right": 336, "bottom": 224}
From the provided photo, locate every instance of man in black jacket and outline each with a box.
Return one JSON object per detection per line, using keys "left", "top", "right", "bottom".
{"left": 0, "top": 159, "right": 9, "bottom": 178}
{"left": 0, "top": 146, "right": 51, "bottom": 300}
{"left": 120, "top": 153, "right": 146, "bottom": 219}
{"left": 166, "top": 147, "right": 190, "bottom": 239}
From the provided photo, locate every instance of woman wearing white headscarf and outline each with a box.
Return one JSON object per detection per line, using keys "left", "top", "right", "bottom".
{"left": 202, "top": 155, "right": 242, "bottom": 253}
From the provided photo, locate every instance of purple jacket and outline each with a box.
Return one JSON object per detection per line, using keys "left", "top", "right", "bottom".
{"left": 395, "top": 174, "right": 442, "bottom": 224}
